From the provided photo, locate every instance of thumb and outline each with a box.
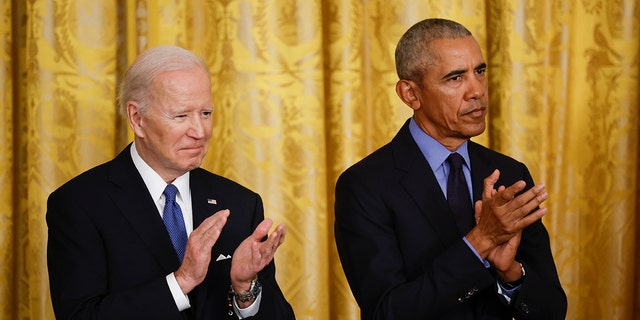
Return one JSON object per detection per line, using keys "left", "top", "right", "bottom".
{"left": 474, "top": 200, "right": 483, "bottom": 223}
{"left": 483, "top": 169, "right": 500, "bottom": 199}
{"left": 250, "top": 218, "right": 273, "bottom": 241}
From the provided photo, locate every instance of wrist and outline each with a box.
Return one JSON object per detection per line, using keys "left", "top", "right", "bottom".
{"left": 174, "top": 270, "right": 198, "bottom": 295}
{"left": 499, "top": 262, "right": 525, "bottom": 289}
{"left": 465, "top": 228, "right": 496, "bottom": 259}
{"left": 231, "top": 278, "right": 254, "bottom": 294}
{"left": 229, "top": 275, "right": 261, "bottom": 304}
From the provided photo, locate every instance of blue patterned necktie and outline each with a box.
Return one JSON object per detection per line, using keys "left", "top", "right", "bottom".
{"left": 446, "top": 153, "right": 474, "bottom": 235}
{"left": 163, "top": 184, "right": 188, "bottom": 261}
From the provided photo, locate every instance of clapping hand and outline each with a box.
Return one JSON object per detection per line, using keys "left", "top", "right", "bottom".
{"left": 230, "top": 218, "right": 287, "bottom": 305}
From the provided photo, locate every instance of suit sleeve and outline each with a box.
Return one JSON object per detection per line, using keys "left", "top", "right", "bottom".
{"left": 46, "top": 188, "right": 184, "bottom": 320}
{"left": 508, "top": 164, "right": 567, "bottom": 319}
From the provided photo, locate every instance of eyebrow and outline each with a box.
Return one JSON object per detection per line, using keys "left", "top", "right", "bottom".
{"left": 441, "top": 62, "right": 487, "bottom": 80}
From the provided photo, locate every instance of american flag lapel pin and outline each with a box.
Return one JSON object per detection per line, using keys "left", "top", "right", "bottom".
{"left": 207, "top": 199, "right": 217, "bottom": 205}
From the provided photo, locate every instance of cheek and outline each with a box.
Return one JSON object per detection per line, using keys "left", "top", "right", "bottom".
{"left": 439, "top": 99, "right": 462, "bottom": 121}
{"left": 160, "top": 127, "right": 188, "bottom": 147}
{"left": 429, "top": 91, "right": 460, "bottom": 115}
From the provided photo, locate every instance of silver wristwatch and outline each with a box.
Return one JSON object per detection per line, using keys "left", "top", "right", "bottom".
{"left": 231, "top": 278, "right": 262, "bottom": 302}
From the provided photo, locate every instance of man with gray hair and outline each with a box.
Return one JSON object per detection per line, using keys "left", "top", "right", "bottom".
{"left": 335, "top": 18, "right": 566, "bottom": 319}
{"left": 47, "top": 45, "right": 295, "bottom": 319}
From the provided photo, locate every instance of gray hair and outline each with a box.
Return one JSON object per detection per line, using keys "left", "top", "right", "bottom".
{"left": 117, "top": 45, "right": 209, "bottom": 115}
{"left": 395, "top": 18, "right": 472, "bottom": 87}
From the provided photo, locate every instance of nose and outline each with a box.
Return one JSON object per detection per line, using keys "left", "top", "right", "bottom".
{"left": 465, "top": 75, "right": 486, "bottom": 100}
{"left": 187, "top": 117, "right": 207, "bottom": 139}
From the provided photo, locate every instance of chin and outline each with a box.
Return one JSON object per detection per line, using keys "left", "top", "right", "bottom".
{"left": 187, "top": 160, "right": 203, "bottom": 171}
{"left": 178, "top": 157, "right": 204, "bottom": 171}
{"left": 466, "top": 126, "right": 486, "bottom": 138}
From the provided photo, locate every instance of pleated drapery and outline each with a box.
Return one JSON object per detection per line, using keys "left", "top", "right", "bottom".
{"left": 1, "top": 1, "right": 639, "bottom": 319}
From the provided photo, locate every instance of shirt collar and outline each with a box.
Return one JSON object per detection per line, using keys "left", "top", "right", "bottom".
{"left": 408, "top": 117, "right": 470, "bottom": 170}
{"left": 130, "top": 142, "right": 190, "bottom": 203}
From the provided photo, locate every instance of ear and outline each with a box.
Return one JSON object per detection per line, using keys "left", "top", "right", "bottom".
{"left": 126, "top": 101, "right": 144, "bottom": 138}
{"left": 395, "top": 80, "right": 421, "bottom": 111}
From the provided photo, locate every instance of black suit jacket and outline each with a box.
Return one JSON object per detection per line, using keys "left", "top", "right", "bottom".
{"left": 47, "top": 144, "right": 295, "bottom": 319}
{"left": 334, "top": 120, "right": 566, "bottom": 319}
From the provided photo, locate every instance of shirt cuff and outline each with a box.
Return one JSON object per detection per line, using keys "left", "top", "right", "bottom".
{"left": 496, "top": 281, "right": 521, "bottom": 304}
{"left": 166, "top": 273, "right": 191, "bottom": 311}
{"left": 463, "top": 236, "right": 491, "bottom": 268}
{"left": 232, "top": 291, "right": 262, "bottom": 318}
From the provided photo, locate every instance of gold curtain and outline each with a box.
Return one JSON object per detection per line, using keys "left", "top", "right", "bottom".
{"left": 2, "top": 1, "right": 639, "bottom": 319}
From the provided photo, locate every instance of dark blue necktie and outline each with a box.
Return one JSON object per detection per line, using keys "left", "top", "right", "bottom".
{"left": 163, "top": 184, "right": 188, "bottom": 261}
{"left": 446, "top": 153, "right": 474, "bottom": 235}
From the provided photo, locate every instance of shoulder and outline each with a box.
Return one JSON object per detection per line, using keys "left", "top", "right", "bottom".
{"left": 337, "top": 123, "right": 419, "bottom": 188}
{"left": 339, "top": 142, "right": 394, "bottom": 179}
{"left": 469, "top": 141, "right": 522, "bottom": 164}
{"left": 50, "top": 160, "right": 114, "bottom": 197}
{"left": 49, "top": 147, "right": 135, "bottom": 198}
{"left": 468, "top": 141, "right": 533, "bottom": 184}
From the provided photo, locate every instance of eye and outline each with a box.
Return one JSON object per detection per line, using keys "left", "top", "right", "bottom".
{"left": 201, "top": 111, "right": 212, "bottom": 118}
{"left": 476, "top": 67, "right": 486, "bottom": 75}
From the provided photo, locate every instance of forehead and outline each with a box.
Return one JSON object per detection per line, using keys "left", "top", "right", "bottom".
{"left": 426, "top": 36, "right": 485, "bottom": 74}
{"left": 153, "top": 68, "right": 210, "bottom": 87}
{"left": 151, "top": 68, "right": 211, "bottom": 98}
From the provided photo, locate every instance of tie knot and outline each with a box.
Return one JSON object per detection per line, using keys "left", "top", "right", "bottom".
{"left": 163, "top": 184, "right": 178, "bottom": 201}
{"left": 447, "top": 152, "right": 465, "bottom": 170}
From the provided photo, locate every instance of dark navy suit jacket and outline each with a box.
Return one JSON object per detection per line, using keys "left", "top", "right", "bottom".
{"left": 47, "top": 144, "right": 295, "bottom": 319}
{"left": 335, "top": 120, "right": 566, "bottom": 319}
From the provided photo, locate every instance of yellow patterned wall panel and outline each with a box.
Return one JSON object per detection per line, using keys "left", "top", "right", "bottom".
{"left": 0, "top": 1, "right": 14, "bottom": 318}
{"left": 20, "top": 0, "right": 119, "bottom": 318}
{"left": 3, "top": 0, "right": 640, "bottom": 319}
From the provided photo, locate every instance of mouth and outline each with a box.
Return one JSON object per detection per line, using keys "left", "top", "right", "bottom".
{"left": 464, "top": 107, "right": 486, "bottom": 118}
{"left": 180, "top": 145, "right": 206, "bottom": 153}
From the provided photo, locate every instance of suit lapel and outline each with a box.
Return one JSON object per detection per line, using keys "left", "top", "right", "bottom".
{"left": 393, "top": 121, "right": 460, "bottom": 244}
{"left": 189, "top": 169, "right": 224, "bottom": 228}
{"left": 107, "top": 145, "right": 181, "bottom": 272}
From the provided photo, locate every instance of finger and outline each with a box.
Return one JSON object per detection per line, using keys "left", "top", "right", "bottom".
{"left": 273, "top": 224, "right": 287, "bottom": 245}
{"left": 504, "top": 184, "right": 547, "bottom": 216}
{"left": 494, "top": 180, "right": 527, "bottom": 205}
{"left": 251, "top": 218, "right": 274, "bottom": 241}
{"left": 190, "top": 209, "right": 229, "bottom": 238}
{"left": 182, "top": 211, "right": 230, "bottom": 272}
{"left": 482, "top": 169, "right": 500, "bottom": 199}
{"left": 514, "top": 207, "right": 547, "bottom": 230}
{"left": 204, "top": 209, "right": 230, "bottom": 232}
{"left": 261, "top": 228, "right": 282, "bottom": 254}
{"left": 257, "top": 226, "right": 286, "bottom": 260}
{"left": 201, "top": 209, "right": 230, "bottom": 227}
{"left": 511, "top": 188, "right": 548, "bottom": 219}
{"left": 201, "top": 219, "right": 227, "bottom": 243}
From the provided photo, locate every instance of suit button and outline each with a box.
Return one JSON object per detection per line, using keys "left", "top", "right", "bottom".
{"left": 465, "top": 288, "right": 478, "bottom": 299}
{"left": 519, "top": 302, "right": 529, "bottom": 314}
{"left": 458, "top": 297, "right": 464, "bottom": 302}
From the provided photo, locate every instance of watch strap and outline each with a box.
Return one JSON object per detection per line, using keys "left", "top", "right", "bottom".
{"left": 229, "top": 277, "right": 262, "bottom": 303}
